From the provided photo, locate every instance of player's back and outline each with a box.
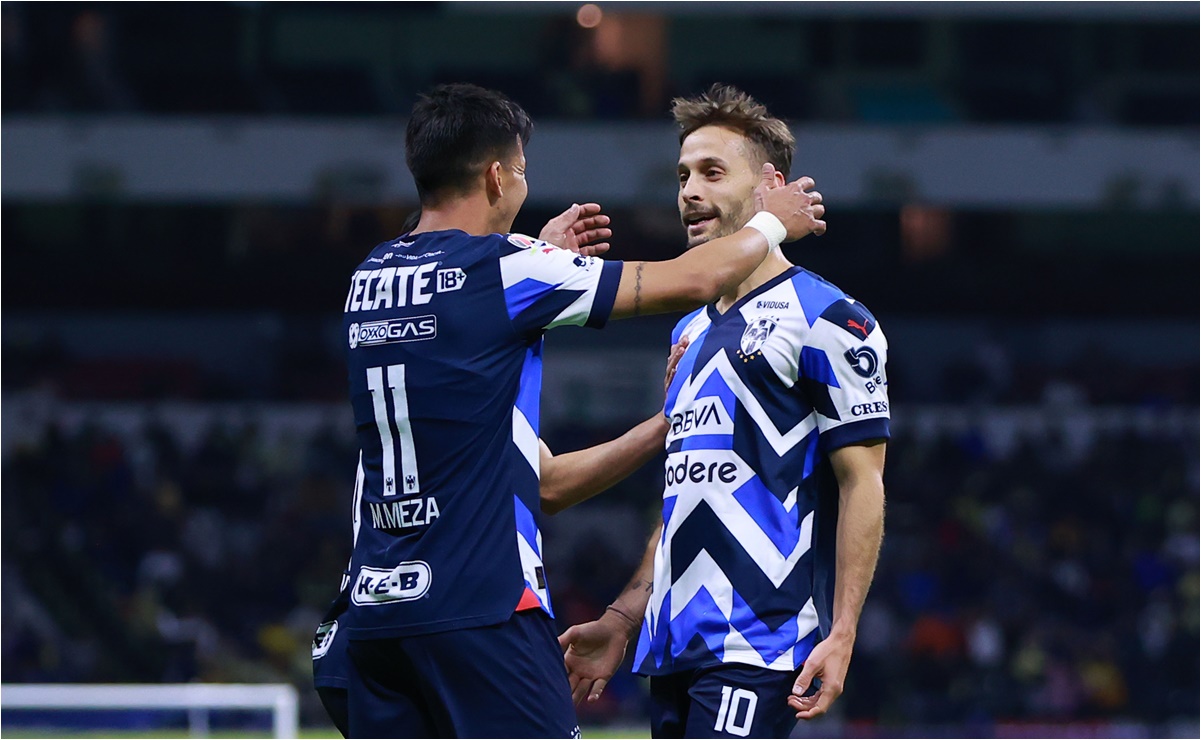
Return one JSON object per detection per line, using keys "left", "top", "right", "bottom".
{"left": 341, "top": 229, "right": 621, "bottom": 639}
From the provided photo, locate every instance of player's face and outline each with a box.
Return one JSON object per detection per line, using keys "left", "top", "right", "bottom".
{"left": 496, "top": 139, "right": 529, "bottom": 231}
{"left": 677, "top": 125, "right": 761, "bottom": 249}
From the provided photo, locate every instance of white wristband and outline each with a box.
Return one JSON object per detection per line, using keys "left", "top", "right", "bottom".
{"left": 745, "top": 211, "right": 787, "bottom": 250}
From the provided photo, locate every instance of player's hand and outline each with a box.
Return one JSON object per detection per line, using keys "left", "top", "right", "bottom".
{"left": 664, "top": 336, "right": 690, "bottom": 394}
{"left": 754, "top": 166, "right": 826, "bottom": 242}
{"left": 558, "top": 614, "right": 629, "bottom": 705}
{"left": 539, "top": 203, "right": 613, "bottom": 256}
{"left": 787, "top": 632, "right": 853, "bottom": 720}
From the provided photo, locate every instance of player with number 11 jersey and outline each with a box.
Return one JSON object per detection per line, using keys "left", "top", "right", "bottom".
{"left": 343, "top": 229, "right": 620, "bottom": 638}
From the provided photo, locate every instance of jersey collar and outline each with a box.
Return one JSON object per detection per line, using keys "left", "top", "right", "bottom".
{"left": 706, "top": 265, "right": 803, "bottom": 324}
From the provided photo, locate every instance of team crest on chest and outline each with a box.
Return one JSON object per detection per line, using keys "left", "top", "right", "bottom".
{"left": 738, "top": 316, "right": 778, "bottom": 361}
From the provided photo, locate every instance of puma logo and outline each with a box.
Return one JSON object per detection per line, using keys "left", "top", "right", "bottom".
{"left": 847, "top": 318, "right": 870, "bottom": 337}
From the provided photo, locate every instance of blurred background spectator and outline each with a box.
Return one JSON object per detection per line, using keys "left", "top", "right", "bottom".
{"left": 2, "top": 1, "right": 1197, "bottom": 736}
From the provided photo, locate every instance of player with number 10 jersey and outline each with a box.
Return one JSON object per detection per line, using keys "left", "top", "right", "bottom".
{"left": 559, "top": 86, "right": 886, "bottom": 739}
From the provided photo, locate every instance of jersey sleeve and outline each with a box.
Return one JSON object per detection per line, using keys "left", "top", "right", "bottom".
{"left": 498, "top": 234, "right": 624, "bottom": 335}
{"left": 799, "top": 298, "right": 890, "bottom": 454}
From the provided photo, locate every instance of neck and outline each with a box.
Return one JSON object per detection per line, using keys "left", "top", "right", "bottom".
{"left": 714, "top": 248, "right": 793, "bottom": 314}
{"left": 410, "top": 193, "right": 502, "bottom": 236}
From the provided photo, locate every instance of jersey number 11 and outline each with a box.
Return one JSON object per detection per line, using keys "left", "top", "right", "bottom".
{"left": 366, "top": 364, "right": 421, "bottom": 496}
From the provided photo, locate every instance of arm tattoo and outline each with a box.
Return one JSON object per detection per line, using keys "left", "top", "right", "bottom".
{"left": 634, "top": 262, "right": 645, "bottom": 316}
{"left": 623, "top": 578, "right": 653, "bottom": 595}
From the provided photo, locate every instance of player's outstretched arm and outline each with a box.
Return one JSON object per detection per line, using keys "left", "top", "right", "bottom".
{"left": 538, "top": 339, "right": 688, "bottom": 514}
{"left": 558, "top": 522, "right": 661, "bottom": 705}
{"left": 537, "top": 416, "right": 665, "bottom": 515}
{"left": 609, "top": 165, "right": 825, "bottom": 320}
{"left": 789, "top": 440, "right": 886, "bottom": 720}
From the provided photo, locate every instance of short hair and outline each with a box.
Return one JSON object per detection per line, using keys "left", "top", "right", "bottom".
{"left": 405, "top": 84, "right": 533, "bottom": 204}
{"left": 671, "top": 84, "right": 794, "bottom": 176}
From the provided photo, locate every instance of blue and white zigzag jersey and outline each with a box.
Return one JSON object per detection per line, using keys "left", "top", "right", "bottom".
{"left": 341, "top": 230, "right": 622, "bottom": 639}
{"left": 633, "top": 266, "right": 889, "bottom": 675}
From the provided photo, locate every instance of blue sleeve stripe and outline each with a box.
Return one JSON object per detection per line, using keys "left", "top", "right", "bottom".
{"left": 504, "top": 278, "right": 562, "bottom": 321}
{"left": 819, "top": 418, "right": 890, "bottom": 454}
{"left": 800, "top": 346, "right": 841, "bottom": 389}
{"left": 584, "top": 260, "right": 623, "bottom": 329}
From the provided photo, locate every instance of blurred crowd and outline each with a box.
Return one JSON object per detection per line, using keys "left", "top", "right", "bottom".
{"left": 3, "top": 402, "right": 1196, "bottom": 729}
{"left": 3, "top": 4, "right": 1194, "bottom": 126}
{"left": 844, "top": 427, "right": 1198, "bottom": 724}
{"left": 1, "top": 415, "right": 354, "bottom": 706}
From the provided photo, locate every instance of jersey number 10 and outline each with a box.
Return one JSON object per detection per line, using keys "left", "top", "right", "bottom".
{"left": 366, "top": 364, "right": 421, "bottom": 496}
{"left": 714, "top": 685, "right": 757, "bottom": 737}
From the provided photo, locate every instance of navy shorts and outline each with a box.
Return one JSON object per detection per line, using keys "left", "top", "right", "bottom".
{"left": 649, "top": 664, "right": 803, "bottom": 739}
{"left": 347, "top": 610, "right": 580, "bottom": 739}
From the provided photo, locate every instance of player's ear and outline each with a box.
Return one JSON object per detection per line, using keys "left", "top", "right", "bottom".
{"left": 773, "top": 168, "right": 786, "bottom": 187}
{"left": 485, "top": 161, "right": 504, "bottom": 203}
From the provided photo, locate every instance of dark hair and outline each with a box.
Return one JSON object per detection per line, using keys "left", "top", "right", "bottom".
{"left": 405, "top": 84, "right": 533, "bottom": 204}
{"left": 671, "top": 84, "right": 794, "bottom": 176}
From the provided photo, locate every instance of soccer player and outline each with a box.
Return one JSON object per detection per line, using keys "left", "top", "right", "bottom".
{"left": 314, "top": 340, "right": 691, "bottom": 737}
{"left": 338, "top": 83, "right": 824, "bottom": 738}
{"left": 559, "top": 85, "right": 889, "bottom": 738}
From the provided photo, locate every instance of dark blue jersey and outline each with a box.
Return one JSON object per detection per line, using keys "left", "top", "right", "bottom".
{"left": 341, "top": 230, "right": 622, "bottom": 638}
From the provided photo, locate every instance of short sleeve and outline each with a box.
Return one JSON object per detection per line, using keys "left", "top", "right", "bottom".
{"left": 497, "top": 234, "right": 624, "bottom": 335}
{"left": 798, "top": 298, "right": 890, "bottom": 454}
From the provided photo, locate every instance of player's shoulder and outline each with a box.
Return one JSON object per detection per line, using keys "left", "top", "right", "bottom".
{"left": 498, "top": 232, "right": 555, "bottom": 257}
{"left": 498, "top": 232, "right": 607, "bottom": 279}
{"left": 787, "top": 268, "right": 883, "bottom": 343}
{"left": 786, "top": 267, "right": 848, "bottom": 313}
{"left": 357, "top": 229, "right": 494, "bottom": 270}
{"left": 356, "top": 233, "right": 411, "bottom": 268}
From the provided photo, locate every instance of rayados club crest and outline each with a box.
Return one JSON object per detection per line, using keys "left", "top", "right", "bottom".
{"left": 738, "top": 316, "right": 778, "bottom": 360}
